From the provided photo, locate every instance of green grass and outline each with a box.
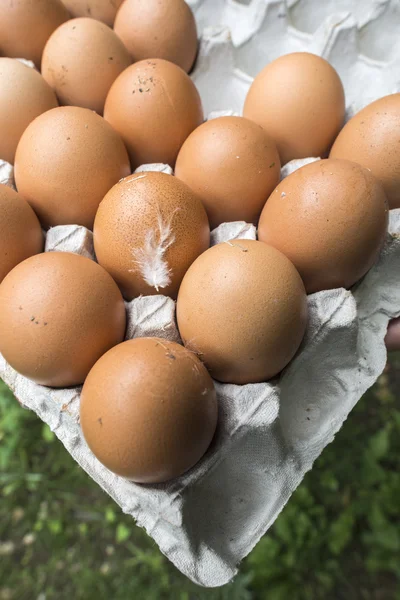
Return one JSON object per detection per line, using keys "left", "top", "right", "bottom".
{"left": 1, "top": 356, "right": 399, "bottom": 600}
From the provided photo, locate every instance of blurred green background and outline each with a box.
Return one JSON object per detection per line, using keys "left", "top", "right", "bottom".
{"left": 1, "top": 355, "right": 399, "bottom": 600}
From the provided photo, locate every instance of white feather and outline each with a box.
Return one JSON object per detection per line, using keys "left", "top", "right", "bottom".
{"left": 132, "top": 208, "right": 178, "bottom": 291}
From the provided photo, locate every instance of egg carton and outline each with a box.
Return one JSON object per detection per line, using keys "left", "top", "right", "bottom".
{"left": 1, "top": 0, "right": 400, "bottom": 589}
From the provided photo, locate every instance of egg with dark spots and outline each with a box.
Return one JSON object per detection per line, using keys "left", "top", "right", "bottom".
{"left": 104, "top": 59, "right": 203, "bottom": 168}
{"left": 93, "top": 171, "right": 210, "bottom": 299}
{"left": 14, "top": 106, "right": 131, "bottom": 229}
{"left": 0, "top": 252, "right": 126, "bottom": 387}
{"left": 80, "top": 337, "right": 218, "bottom": 483}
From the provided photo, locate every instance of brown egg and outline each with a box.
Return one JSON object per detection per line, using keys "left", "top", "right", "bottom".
{"left": 0, "top": 252, "right": 126, "bottom": 387}
{"left": 385, "top": 318, "right": 400, "bottom": 352}
{"left": 330, "top": 94, "right": 400, "bottom": 210}
{"left": 243, "top": 52, "right": 345, "bottom": 165}
{"left": 176, "top": 239, "right": 308, "bottom": 384}
{"left": 114, "top": 0, "right": 198, "bottom": 73}
{"left": 0, "top": 0, "right": 69, "bottom": 68}
{"left": 14, "top": 106, "right": 131, "bottom": 229}
{"left": 42, "top": 18, "right": 131, "bottom": 114}
{"left": 80, "top": 338, "right": 218, "bottom": 483}
{"left": 258, "top": 159, "right": 389, "bottom": 294}
{"left": 175, "top": 116, "right": 280, "bottom": 229}
{"left": 104, "top": 59, "right": 203, "bottom": 168}
{"left": 62, "top": 0, "right": 123, "bottom": 26}
{"left": 0, "top": 185, "right": 44, "bottom": 284}
{"left": 0, "top": 58, "right": 58, "bottom": 164}
{"left": 94, "top": 172, "right": 210, "bottom": 300}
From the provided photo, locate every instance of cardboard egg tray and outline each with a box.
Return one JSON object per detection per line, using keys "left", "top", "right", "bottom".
{"left": 1, "top": 0, "right": 400, "bottom": 587}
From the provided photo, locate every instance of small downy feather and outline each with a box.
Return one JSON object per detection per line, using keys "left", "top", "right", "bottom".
{"left": 132, "top": 207, "right": 179, "bottom": 292}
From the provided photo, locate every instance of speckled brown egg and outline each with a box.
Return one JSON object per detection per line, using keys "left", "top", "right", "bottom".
{"left": 243, "top": 52, "right": 345, "bottom": 165}
{"left": 80, "top": 338, "right": 218, "bottom": 483}
{"left": 175, "top": 116, "right": 280, "bottom": 229}
{"left": 42, "top": 18, "right": 131, "bottom": 114}
{"left": 330, "top": 94, "right": 400, "bottom": 210}
{"left": 62, "top": 0, "right": 123, "bottom": 26}
{"left": 104, "top": 59, "right": 203, "bottom": 168}
{"left": 14, "top": 106, "right": 131, "bottom": 229}
{"left": 0, "top": 0, "right": 69, "bottom": 68}
{"left": 0, "top": 58, "right": 58, "bottom": 164}
{"left": 258, "top": 159, "right": 389, "bottom": 294}
{"left": 0, "top": 185, "right": 43, "bottom": 284}
{"left": 114, "top": 0, "right": 198, "bottom": 73}
{"left": 0, "top": 252, "right": 126, "bottom": 387}
{"left": 94, "top": 171, "right": 210, "bottom": 300}
{"left": 176, "top": 239, "right": 308, "bottom": 384}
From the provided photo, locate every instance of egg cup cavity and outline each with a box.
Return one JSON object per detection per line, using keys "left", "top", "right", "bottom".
{"left": 0, "top": 160, "right": 14, "bottom": 189}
